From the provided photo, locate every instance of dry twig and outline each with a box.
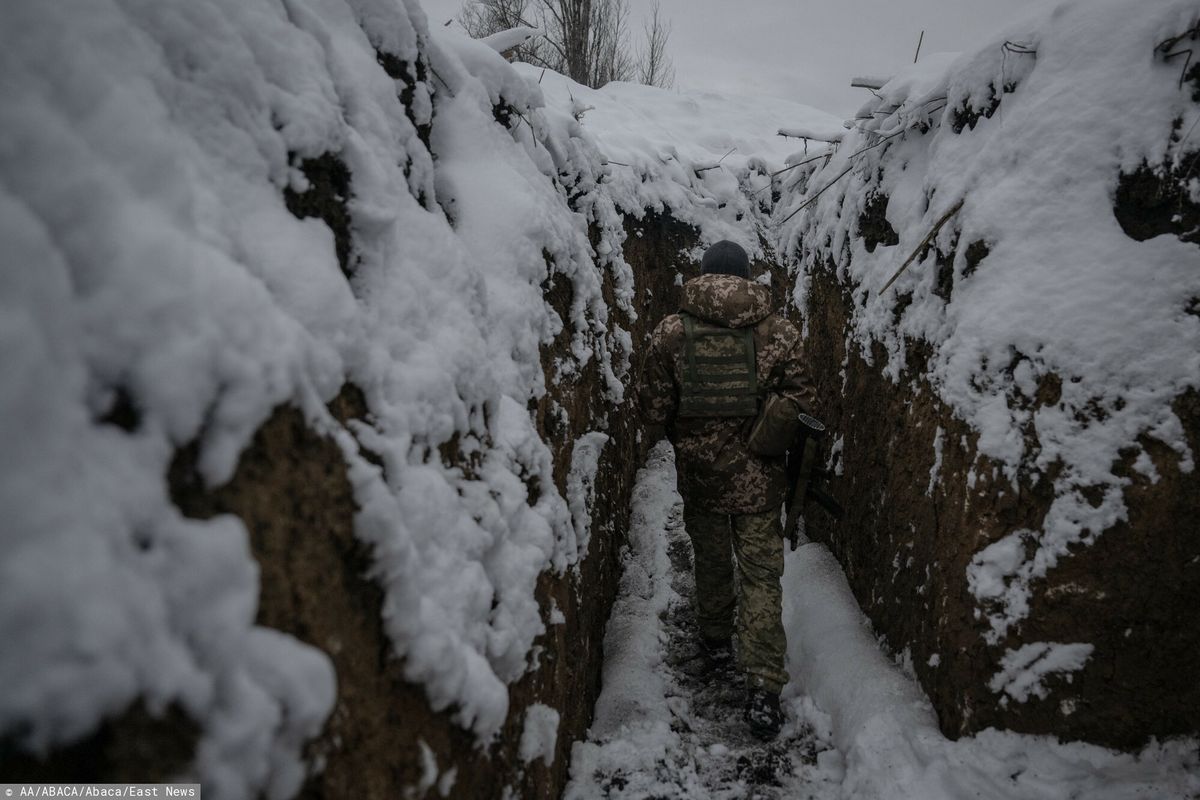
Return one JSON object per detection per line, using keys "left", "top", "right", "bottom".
{"left": 879, "top": 199, "right": 965, "bottom": 293}
{"left": 695, "top": 147, "right": 737, "bottom": 173}
{"left": 777, "top": 163, "right": 856, "bottom": 225}
{"left": 1157, "top": 23, "right": 1200, "bottom": 90}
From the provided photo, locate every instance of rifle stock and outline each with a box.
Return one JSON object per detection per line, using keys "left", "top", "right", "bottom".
{"left": 783, "top": 414, "right": 843, "bottom": 549}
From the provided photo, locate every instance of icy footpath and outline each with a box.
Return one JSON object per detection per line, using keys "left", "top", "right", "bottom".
{"left": 566, "top": 444, "right": 1200, "bottom": 799}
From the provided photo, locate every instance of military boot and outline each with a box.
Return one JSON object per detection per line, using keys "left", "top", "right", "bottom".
{"left": 745, "top": 688, "right": 782, "bottom": 740}
{"left": 679, "top": 635, "right": 732, "bottom": 678}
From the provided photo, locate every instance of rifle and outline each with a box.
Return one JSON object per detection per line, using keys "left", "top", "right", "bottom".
{"left": 783, "top": 414, "right": 844, "bottom": 550}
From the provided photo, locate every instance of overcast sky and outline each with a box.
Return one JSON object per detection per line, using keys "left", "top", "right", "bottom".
{"left": 419, "top": 0, "right": 1055, "bottom": 117}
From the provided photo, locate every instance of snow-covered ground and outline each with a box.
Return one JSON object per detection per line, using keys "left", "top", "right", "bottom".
{"left": 523, "top": 62, "right": 842, "bottom": 259}
{"left": 565, "top": 442, "right": 839, "bottom": 799}
{"left": 566, "top": 444, "right": 1200, "bottom": 799}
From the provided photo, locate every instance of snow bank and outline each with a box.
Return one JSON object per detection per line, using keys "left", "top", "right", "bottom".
{"left": 575, "top": 442, "right": 677, "bottom": 743}
{"left": 783, "top": 545, "right": 939, "bottom": 756}
{"left": 480, "top": 26, "right": 539, "bottom": 54}
{"left": 779, "top": 0, "right": 1200, "bottom": 641}
{"left": 564, "top": 443, "right": 694, "bottom": 799}
{"left": 783, "top": 544, "right": 1200, "bottom": 800}
{"left": 525, "top": 63, "right": 842, "bottom": 259}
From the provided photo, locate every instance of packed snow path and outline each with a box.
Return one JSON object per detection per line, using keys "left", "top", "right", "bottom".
{"left": 564, "top": 443, "right": 840, "bottom": 799}
{"left": 563, "top": 443, "right": 1199, "bottom": 800}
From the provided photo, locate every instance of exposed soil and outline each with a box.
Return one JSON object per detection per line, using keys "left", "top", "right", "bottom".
{"left": 1113, "top": 156, "right": 1200, "bottom": 246}
{"left": 858, "top": 192, "right": 898, "bottom": 254}
{"left": 0, "top": 704, "right": 198, "bottom": 784}
{"left": 95, "top": 386, "right": 142, "bottom": 433}
{"left": 283, "top": 152, "right": 355, "bottom": 277}
{"left": 376, "top": 49, "right": 433, "bottom": 151}
{"left": 951, "top": 86, "right": 1002, "bottom": 134}
{"left": 801, "top": 265, "right": 1200, "bottom": 749}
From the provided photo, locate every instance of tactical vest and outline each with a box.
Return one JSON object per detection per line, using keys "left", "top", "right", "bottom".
{"left": 677, "top": 313, "right": 759, "bottom": 418}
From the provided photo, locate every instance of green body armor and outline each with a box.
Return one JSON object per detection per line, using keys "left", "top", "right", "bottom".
{"left": 677, "top": 313, "right": 759, "bottom": 418}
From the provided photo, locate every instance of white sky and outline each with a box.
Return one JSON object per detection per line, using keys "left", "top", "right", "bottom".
{"left": 418, "top": 0, "right": 1056, "bottom": 117}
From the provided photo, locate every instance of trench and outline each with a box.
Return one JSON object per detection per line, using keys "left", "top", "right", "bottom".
{"left": 7, "top": 11, "right": 1200, "bottom": 795}
{"left": 10, "top": 171, "right": 1199, "bottom": 799}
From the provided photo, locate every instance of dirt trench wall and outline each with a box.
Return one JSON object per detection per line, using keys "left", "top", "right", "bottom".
{"left": 782, "top": 10, "right": 1200, "bottom": 747}
{"left": 798, "top": 211, "right": 1200, "bottom": 749}
{"left": 0, "top": 0, "right": 718, "bottom": 790}
{"left": 1, "top": 214, "right": 696, "bottom": 799}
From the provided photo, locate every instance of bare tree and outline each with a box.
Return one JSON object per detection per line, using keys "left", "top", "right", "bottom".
{"left": 638, "top": 2, "right": 674, "bottom": 88}
{"left": 459, "top": 0, "right": 672, "bottom": 89}
{"left": 459, "top": 0, "right": 529, "bottom": 33}
{"left": 460, "top": 0, "right": 546, "bottom": 66}
{"left": 582, "top": 0, "right": 635, "bottom": 86}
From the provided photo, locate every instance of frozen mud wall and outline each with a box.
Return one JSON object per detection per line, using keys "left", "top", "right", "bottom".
{"left": 778, "top": 0, "right": 1200, "bottom": 748}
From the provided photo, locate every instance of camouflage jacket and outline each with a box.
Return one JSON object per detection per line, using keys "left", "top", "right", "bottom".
{"left": 639, "top": 274, "right": 815, "bottom": 514}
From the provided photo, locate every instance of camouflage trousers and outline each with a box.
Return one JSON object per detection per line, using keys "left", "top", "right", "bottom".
{"left": 684, "top": 506, "right": 788, "bottom": 694}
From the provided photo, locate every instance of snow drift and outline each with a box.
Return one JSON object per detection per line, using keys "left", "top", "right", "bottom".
{"left": 783, "top": 543, "right": 1199, "bottom": 800}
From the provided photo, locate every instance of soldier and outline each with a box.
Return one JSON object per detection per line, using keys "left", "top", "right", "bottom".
{"left": 638, "top": 240, "right": 814, "bottom": 739}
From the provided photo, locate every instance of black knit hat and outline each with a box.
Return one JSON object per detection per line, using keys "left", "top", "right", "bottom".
{"left": 700, "top": 240, "right": 750, "bottom": 279}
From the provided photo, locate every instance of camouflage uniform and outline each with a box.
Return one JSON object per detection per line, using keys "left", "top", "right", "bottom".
{"left": 639, "top": 273, "right": 814, "bottom": 694}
